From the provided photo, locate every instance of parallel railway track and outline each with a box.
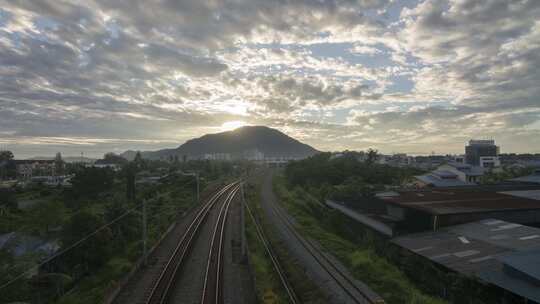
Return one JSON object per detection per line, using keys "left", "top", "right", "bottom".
{"left": 269, "top": 197, "right": 385, "bottom": 304}
{"left": 201, "top": 184, "right": 241, "bottom": 304}
{"left": 144, "top": 182, "right": 238, "bottom": 304}
{"left": 244, "top": 196, "right": 300, "bottom": 304}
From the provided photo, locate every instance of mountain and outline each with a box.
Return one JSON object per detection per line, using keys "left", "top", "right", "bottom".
{"left": 121, "top": 126, "right": 319, "bottom": 161}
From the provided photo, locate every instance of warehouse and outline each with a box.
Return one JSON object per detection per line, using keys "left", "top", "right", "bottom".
{"left": 376, "top": 185, "right": 540, "bottom": 232}
{"left": 392, "top": 219, "right": 540, "bottom": 303}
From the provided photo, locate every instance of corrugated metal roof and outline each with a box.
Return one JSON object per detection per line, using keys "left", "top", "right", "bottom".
{"left": 509, "top": 174, "right": 540, "bottom": 184}
{"left": 379, "top": 187, "right": 540, "bottom": 215}
{"left": 414, "top": 174, "right": 474, "bottom": 187}
{"left": 392, "top": 220, "right": 540, "bottom": 302}
{"left": 499, "top": 190, "right": 540, "bottom": 201}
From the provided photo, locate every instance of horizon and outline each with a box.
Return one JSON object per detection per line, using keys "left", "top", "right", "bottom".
{"left": 4, "top": 125, "right": 540, "bottom": 160}
{"left": 1, "top": 1, "right": 539, "bottom": 158}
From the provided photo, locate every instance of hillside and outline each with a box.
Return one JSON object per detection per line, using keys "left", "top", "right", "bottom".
{"left": 122, "top": 126, "right": 319, "bottom": 160}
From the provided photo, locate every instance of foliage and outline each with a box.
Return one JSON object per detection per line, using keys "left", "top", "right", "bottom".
{"left": 244, "top": 181, "right": 327, "bottom": 303}
{"left": 273, "top": 176, "right": 447, "bottom": 304}
{"left": 101, "top": 152, "right": 128, "bottom": 165}
{"left": 479, "top": 166, "right": 535, "bottom": 184}
{"left": 25, "top": 200, "right": 67, "bottom": 236}
{"left": 0, "top": 150, "right": 16, "bottom": 179}
{"left": 69, "top": 167, "right": 114, "bottom": 198}
{"left": 285, "top": 151, "right": 423, "bottom": 202}
{"left": 0, "top": 150, "right": 14, "bottom": 161}
{"left": 59, "top": 210, "right": 114, "bottom": 274}
{"left": 0, "top": 188, "right": 18, "bottom": 210}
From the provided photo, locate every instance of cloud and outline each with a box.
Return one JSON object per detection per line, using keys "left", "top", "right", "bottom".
{"left": 0, "top": 0, "right": 539, "bottom": 157}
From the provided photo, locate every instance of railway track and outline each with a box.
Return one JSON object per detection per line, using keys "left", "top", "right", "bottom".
{"left": 144, "top": 182, "right": 238, "bottom": 304}
{"left": 269, "top": 195, "right": 385, "bottom": 304}
{"left": 201, "top": 184, "right": 241, "bottom": 304}
{"left": 244, "top": 195, "right": 300, "bottom": 304}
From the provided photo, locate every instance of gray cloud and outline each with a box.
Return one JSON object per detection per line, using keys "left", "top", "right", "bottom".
{"left": 0, "top": 0, "right": 539, "bottom": 157}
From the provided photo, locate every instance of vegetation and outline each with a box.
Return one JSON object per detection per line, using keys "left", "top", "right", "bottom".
{"left": 273, "top": 175, "right": 447, "bottom": 304}
{"left": 285, "top": 151, "right": 423, "bottom": 204}
{"left": 0, "top": 155, "right": 240, "bottom": 304}
{"left": 479, "top": 166, "right": 535, "bottom": 184}
{"left": 244, "top": 181, "right": 327, "bottom": 304}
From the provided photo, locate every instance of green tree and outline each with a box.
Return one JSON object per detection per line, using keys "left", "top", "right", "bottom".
{"left": 69, "top": 167, "right": 114, "bottom": 198}
{"left": 103, "top": 152, "right": 128, "bottom": 165}
{"left": 27, "top": 200, "right": 66, "bottom": 236}
{"left": 366, "top": 148, "right": 378, "bottom": 165}
{"left": 123, "top": 163, "right": 137, "bottom": 202}
{"left": 0, "top": 150, "right": 14, "bottom": 162}
{"left": 60, "top": 211, "right": 112, "bottom": 273}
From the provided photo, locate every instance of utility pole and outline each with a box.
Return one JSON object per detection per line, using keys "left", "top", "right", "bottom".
{"left": 179, "top": 170, "right": 200, "bottom": 204}
{"left": 240, "top": 182, "right": 246, "bottom": 259}
{"left": 196, "top": 172, "right": 200, "bottom": 204}
{"left": 142, "top": 199, "right": 148, "bottom": 266}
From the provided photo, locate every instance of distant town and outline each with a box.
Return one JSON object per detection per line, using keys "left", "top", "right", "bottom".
{"left": 2, "top": 138, "right": 540, "bottom": 189}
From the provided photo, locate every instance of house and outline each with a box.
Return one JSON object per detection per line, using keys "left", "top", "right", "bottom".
{"left": 413, "top": 170, "right": 475, "bottom": 187}
{"left": 437, "top": 162, "right": 486, "bottom": 183}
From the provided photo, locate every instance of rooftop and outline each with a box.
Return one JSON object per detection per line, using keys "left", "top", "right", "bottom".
{"left": 378, "top": 186, "right": 540, "bottom": 215}
{"left": 414, "top": 171, "right": 475, "bottom": 187}
{"left": 392, "top": 219, "right": 540, "bottom": 302}
{"left": 509, "top": 170, "right": 540, "bottom": 185}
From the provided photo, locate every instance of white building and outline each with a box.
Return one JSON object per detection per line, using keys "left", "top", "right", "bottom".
{"left": 436, "top": 162, "right": 486, "bottom": 183}
{"left": 479, "top": 156, "right": 501, "bottom": 168}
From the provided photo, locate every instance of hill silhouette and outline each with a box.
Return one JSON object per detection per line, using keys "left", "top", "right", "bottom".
{"left": 121, "top": 126, "right": 318, "bottom": 160}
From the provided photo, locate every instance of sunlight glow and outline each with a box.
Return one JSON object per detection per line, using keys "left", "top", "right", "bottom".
{"left": 221, "top": 121, "right": 247, "bottom": 131}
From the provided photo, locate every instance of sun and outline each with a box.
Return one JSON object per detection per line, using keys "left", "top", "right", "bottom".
{"left": 221, "top": 120, "right": 247, "bottom": 131}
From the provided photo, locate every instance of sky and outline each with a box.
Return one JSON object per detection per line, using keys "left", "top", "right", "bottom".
{"left": 0, "top": 0, "right": 539, "bottom": 158}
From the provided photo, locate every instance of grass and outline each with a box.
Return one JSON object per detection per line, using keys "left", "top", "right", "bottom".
{"left": 273, "top": 174, "right": 448, "bottom": 304}
{"left": 244, "top": 180, "right": 327, "bottom": 304}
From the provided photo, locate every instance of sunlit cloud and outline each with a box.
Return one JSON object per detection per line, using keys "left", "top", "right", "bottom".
{"left": 0, "top": 0, "right": 538, "bottom": 158}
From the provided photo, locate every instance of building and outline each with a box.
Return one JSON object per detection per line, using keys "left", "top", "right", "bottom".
{"left": 479, "top": 156, "right": 501, "bottom": 168}
{"left": 375, "top": 185, "right": 540, "bottom": 232}
{"left": 203, "top": 153, "right": 232, "bottom": 161}
{"left": 466, "top": 139, "right": 500, "bottom": 166}
{"left": 437, "top": 162, "right": 486, "bottom": 183}
{"left": 392, "top": 219, "right": 540, "bottom": 303}
{"left": 413, "top": 170, "right": 475, "bottom": 187}
{"left": 509, "top": 169, "right": 540, "bottom": 185}
{"left": 14, "top": 159, "right": 58, "bottom": 180}
{"left": 243, "top": 148, "right": 265, "bottom": 161}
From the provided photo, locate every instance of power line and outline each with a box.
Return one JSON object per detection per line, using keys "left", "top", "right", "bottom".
{"left": 0, "top": 175, "right": 199, "bottom": 291}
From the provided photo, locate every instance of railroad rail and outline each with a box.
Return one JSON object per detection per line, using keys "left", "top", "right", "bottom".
{"left": 244, "top": 195, "right": 300, "bottom": 304}
{"left": 201, "top": 183, "right": 241, "bottom": 304}
{"left": 145, "top": 182, "right": 238, "bottom": 304}
{"left": 270, "top": 199, "right": 385, "bottom": 304}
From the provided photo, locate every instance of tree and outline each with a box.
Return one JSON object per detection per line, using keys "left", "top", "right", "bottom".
{"left": 0, "top": 150, "right": 14, "bottom": 162}
{"left": 69, "top": 167, "right": 114, "bottom": 198}
{"left": 27, "top": 201, "right": 66, "bottom": 236}
{"left": 60, "top": 211, "right": 112, "bottom": 273}
{"left": 102, "top": 152, "right": 128, "bottom": 165}
{"left": 133, "top": 151, "right": 146, "bottom": 170}
{"left": 366, "top": 148, "right": 378, "bottom": 165}
{"left": 0, "top": 151, "right": 15, "bottom": 180}
{"left": 124, "top": 163, "right": 137, "bottom": 202}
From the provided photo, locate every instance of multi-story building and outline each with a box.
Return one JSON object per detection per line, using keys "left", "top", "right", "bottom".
{"left": 465, "top": 139, "right": 499, "bottom": 166}
{"left": 15, "top": 160, "right": 57, "bottom": 180}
